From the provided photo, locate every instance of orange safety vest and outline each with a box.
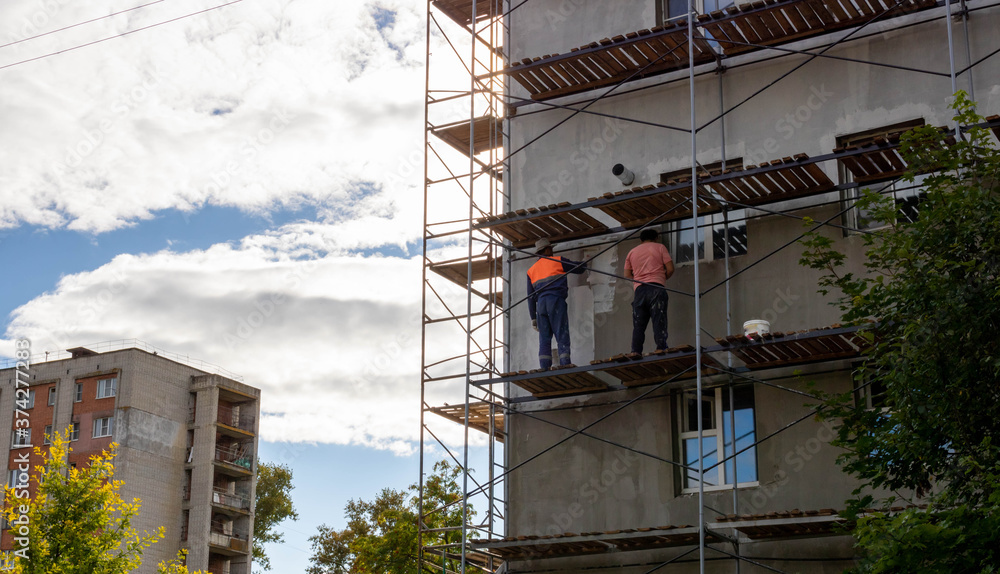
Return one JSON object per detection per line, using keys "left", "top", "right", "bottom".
{"left": 528, "top": 257, "right": 567, "bottom": 286}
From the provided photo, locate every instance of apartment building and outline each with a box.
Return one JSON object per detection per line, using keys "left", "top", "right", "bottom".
{"left": 421, "top": 0, "right": 999, "bottom": 571}
{"left": 0, "top": 345, "right": 259, "bottom": 574}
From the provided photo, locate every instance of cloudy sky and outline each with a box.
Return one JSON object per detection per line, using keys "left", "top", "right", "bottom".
{"left": 0, "top": 0, "right": 481, "bottom": 569}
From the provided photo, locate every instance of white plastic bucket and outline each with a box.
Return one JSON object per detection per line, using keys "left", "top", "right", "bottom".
{"left": 743, "top": 319, "right": 771, "bottom": 338}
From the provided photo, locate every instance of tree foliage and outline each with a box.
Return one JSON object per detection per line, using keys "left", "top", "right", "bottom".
{"left": 307, "top": 460, "right": 470, "bottom": 574}
{"left": 1, "top": 429, "right": 164, "bottom": 574}
{"left": 799, "top": 92, "right": 1000, "bottom": 572}
{"left": 253, "top": 460, "right": 299, "bottom": 571}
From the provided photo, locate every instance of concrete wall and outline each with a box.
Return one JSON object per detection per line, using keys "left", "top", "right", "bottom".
{"left": 0, "top": 350, "right": 259, "bottom": 573}
{"left": 500, "top": 1, "right": 1000, "bottom": 570}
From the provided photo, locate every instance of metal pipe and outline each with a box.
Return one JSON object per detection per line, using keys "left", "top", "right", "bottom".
{"left": 961, "top": 0, "right": 974, "bottom": 101}
{"left": 461, "top": 3, "right": 479, "bottom": 572}
{"left": 687, "top": 4, "right": 706, "bottom": 573}
{"left": 417, "top": 1, "right": 433, "bottom": 570}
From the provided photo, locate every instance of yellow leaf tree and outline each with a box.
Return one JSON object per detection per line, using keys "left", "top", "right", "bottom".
{"left": 2, "top": 428, "right": 200, "bottom": 574}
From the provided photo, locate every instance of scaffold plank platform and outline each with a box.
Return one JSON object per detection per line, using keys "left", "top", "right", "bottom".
{"left": 429, "top": 401, "right": 506, "bottom": 442}
{"left": 499, "top": 366, "right": 609, "bottom": 398}
{"left": 715, "top": 325, "right": 869, "bottom": 370}
{"left": 699, "top": 0, "right": 938, "bottom": 58}
{"left": 472, "top": 525, "right": 721, "bottom": 560}
{"left": 478, "top": 205, "right": 610, "bottom": 247}
{"left": 590, "top": 345, "right": 723, "bottom": 386}
{"left": 429, "top": 255, "right": 501, "bottom": 287}
{"left": 594, "top": 154, "right": 834, "bottom": 229}
{"left": 714, "top": 508, "right": 845, "bottom": 539}
{"left": 430, "top": 0, "right": 500, "bottom": 26}
{"left": 431, "top": 116, "right": 502, "bottom": 157}
{"left": 507, "top": 21, "right": 716, "bottom": 101}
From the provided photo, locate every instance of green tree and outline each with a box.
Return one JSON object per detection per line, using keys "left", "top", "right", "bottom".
{"left": 799, "top": 91, "right": 1000, "bottom": 572}
{"left": 1, "top": 429, "right": 164, "bottom": 574}
{"left": 307, "top": 460, "right": 469, "bottom": 574}
{"left": 253, "top": 461, "right": 299, "bottom": 571}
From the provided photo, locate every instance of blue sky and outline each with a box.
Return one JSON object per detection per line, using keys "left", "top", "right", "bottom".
{"left": 0, "top": 0, "right": 478, "bottom": 571}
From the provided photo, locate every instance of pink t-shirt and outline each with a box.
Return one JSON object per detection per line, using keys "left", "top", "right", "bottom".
{"left": 624, "top": 241, "right": 673, "bottom": 290}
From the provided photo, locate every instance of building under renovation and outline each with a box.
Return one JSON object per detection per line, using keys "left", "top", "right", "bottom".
{"left": 420, "top": 0, "right": 1000, "bottom": 571}
{"left": 0, "top": 344, "right": 259, "bottom": 574}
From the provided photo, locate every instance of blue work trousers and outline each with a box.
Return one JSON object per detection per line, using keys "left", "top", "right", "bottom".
{"left": 536, "top": 295, "right": 571, "bottom": 369}
{"left": 631, "top": 284, "right": 669, "bottom": 354}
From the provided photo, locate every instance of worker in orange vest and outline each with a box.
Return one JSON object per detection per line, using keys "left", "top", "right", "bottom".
{"left": 527, "top": 238, "right": 587, "bottom": 369}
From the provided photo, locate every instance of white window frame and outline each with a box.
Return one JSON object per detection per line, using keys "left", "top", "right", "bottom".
{"left": 96, "top": 378, "right": 118, "bottom": 399}
{"left": 679, "top": 387, "right": 758, "bottom": 492}
{"left": 70, "top": 422, "right": 80, "bottom": 442}
{"left": 671, "top": 209, "right": 749, "bottom": 265}
{"left": 43, "top": 425, "right": 53, "bottom": 445}
{"left": 75, "top": 383, "right": 83, "bottom": 402}
{"left": 11, "top": 428, "right": 31, "bottom": 449}
{"left": 93, "top": 417, "right": 114, "bottom": 438}
{"left": 661, "top": 0, "right": 735, "bottom": 21}
{"left": 8, "top": 469, "right": 25, "bottom": 488}
{"left": 842, "top": 172, "right": 928, "bottom": 233}
{"left": 48, "top": 386, "right": 57, "bottom": 406}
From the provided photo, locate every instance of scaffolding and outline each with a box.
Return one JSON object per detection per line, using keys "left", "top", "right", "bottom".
{"left": 419, "top": 0, "right": 998, "bottom": 571}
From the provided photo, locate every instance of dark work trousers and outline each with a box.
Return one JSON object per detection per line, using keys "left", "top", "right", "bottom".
{"left": 631, "top": 283, "right": 668, "bottom": 354}
{"left": 536, "top": 295, "right": 571, "bottom": 369}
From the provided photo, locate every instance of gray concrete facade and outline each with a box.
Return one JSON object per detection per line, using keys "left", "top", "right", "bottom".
{"left": 499, "top": 0, "right": 1000, "bottom": 571}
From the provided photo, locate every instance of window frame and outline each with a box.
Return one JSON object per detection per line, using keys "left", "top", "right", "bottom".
{"left": 678, "top": 386, "right": 759, "bottom": 492}
{"left": 838, "top": 119, "right": 928, "bottom": 233}
{"left": 43, "top": 425, "right": 53, "bottom": 445}
{"left": 96, "top": 378, "right": 118, "bottom": 399}
{"left": 75, "top": 382, "right": 83, "bottom": 402}
{"left": 13, "top": 389, "right": 35, "bottom": 411}
{"left": 93, "top": 417, "right": 114, "bottom": 438}
{"left": 11, "top": 428, "right": 31, "bottom": 449}
{"left": 47, "top": 386, "right": 57, "bottom": 406}
{"left": 670, "top": 210, "right": 749, "bottom": 265}
{"left": 660, "top": 160, "right": 748, "bottom": 265}
{"left": 70, "top": 422, "right": 81, "bottom": 442}
{"left": 659, "top": 0, "right": 736, "bottom": 21}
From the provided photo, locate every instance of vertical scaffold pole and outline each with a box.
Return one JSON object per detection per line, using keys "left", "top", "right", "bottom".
{"left": 462, "top": 2, "right": 480, "bottom": 572}
{"left": 687, "top": 4, "right": 706, "bottom": 574}
{"left": 417, "top": 1, "right": 433, "bottom": 571}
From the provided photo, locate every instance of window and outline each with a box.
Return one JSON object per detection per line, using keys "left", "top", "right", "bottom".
{"left": 14, "top": 389, "right": 34, "bottom": 410}
{"left": 679, "top": 386, "right": 757, "bottom": 490}
{"left": 96, "top": 378, "right": 117, "bottom": 399}
{"left": 660, "top": 160, "right": 748, "bottom": 263}
{"left": 11, "top": 429, "right": 31, "bottom": 448}
{"left": 75, "top": 383, "right": 83, "bottom": 402}
{"left": 43, "top": 425, "right": 53, "bottom": 445}
{"left": 660, "top": 0, "right": 734, "bottom": 21}
{"left": 839, "top": 120, "right": 928, "bottom": 232}
{"left": 48, "top": 386, "right": 57, "bottom": 406}
{"left": 70, "top": 422, "right": 80, "bottom": 441}
{"left": 8, "top": 469, "right": 26, "bottom": 488}
{"left": 853, "top": 366, "right": 888, "bottom": 411}
{"left": 93, "top": 417, "right": 114, "bottom": 438}
{"left": 672, "top": 210, "right": 748, "bottom": 264}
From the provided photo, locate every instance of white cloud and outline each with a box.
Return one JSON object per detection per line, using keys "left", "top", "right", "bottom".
{"left": 0, "top": 0, "right": 429, "bottom": 234}
{"left": 0, "top": 0, "right": 493, "bottom": 454}
{"left": 3, "top": 222, "right": 440, "bottom": 452}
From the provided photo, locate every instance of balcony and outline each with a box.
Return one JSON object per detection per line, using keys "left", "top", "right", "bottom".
{"left": 208, "top": 562, "right": 249, "bottom": 574}
{"left": 214, "top": 444, "right": 253, "bottom": 474}
{"left": 212, "top": 488, "right": 251, "bottom": 512}
{"left": 217, "top": 404, "right": 255, "bottom": 435}
{"left": 209, "top": 522, "right": 250, "bottom": 555}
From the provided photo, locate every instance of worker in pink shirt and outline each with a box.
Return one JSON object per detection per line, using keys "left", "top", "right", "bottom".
{"left": 624, "top": 228, "right": 675, "bottom": 355}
